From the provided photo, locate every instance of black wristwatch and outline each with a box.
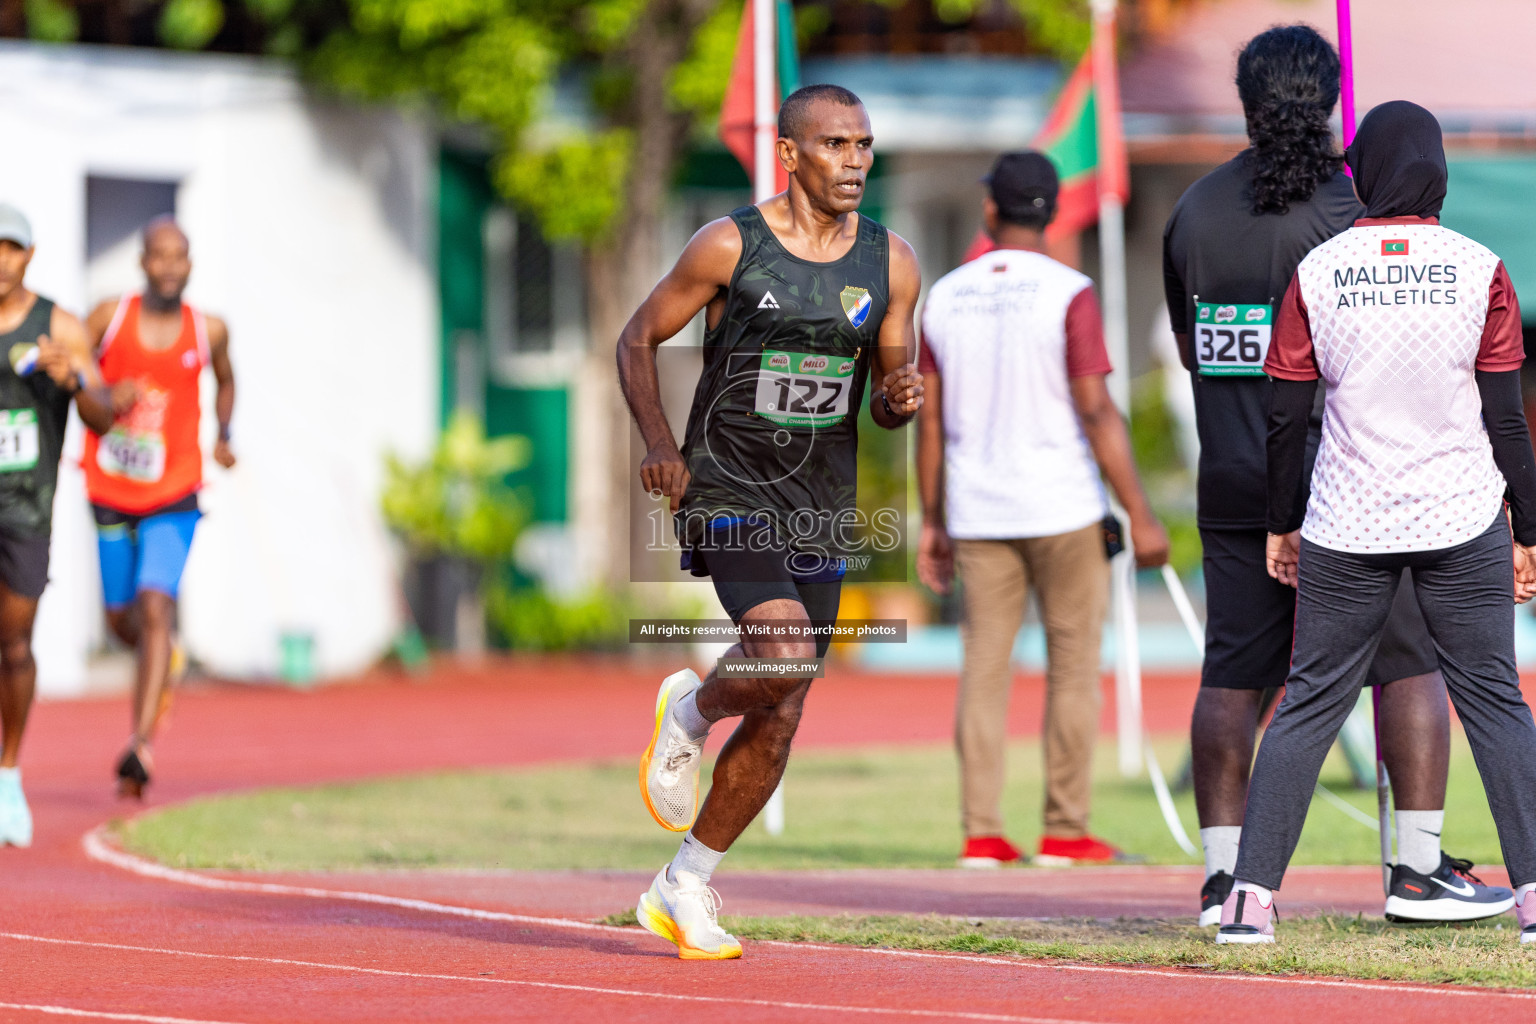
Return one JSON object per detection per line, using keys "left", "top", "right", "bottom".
{"left": 880, "top": 390, "right": 905, "bottom": 420}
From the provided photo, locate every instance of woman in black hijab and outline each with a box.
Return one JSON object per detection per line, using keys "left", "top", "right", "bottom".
{"left": 1345, "top": 100, "right": 1448, "bottom": 219}
{"left": 1213, "top": 100, "right": 1536, "bottom": 945}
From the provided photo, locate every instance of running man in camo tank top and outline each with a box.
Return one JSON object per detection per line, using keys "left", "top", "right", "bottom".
{"left": 617, "top": 85, "right": 923, "bottom": 960}
{"left": 0, "top": 204, "right": 116, "bottom": 848}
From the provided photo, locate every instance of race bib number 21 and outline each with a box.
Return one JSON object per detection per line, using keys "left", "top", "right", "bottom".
{"left": 0, "top": 409, "right": 38, "bottom": 473}
{"left": 754, "top": 350, "right": 857, "bottom": 427}
{"left": 1194, "top": 301, "right": 1271, "bottom": 377}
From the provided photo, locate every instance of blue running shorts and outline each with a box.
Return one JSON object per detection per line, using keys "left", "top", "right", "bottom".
{"left": 96, "top": 507, "right": 201, "bottom": 609}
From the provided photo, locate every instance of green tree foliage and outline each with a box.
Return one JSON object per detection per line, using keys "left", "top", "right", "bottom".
{"left": 160, "top": 0, "right": 228, "bottom": 48}
{"left": 23, "top": 0, "right": 78, "bottom": 42}
{"left": 299, "top": 0, "right": 739, "bottom": 243}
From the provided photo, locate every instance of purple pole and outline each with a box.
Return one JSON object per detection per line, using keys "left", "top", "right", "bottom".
{"left": 1337, "top": 0, "right": 1357, "bottom": 147}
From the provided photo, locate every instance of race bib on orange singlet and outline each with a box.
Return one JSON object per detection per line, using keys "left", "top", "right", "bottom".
{"left": 0, "top": 409, "right": 38, "bottom": 473}
{"left": 96, "top": 425, "right": 166, "bottom": 482}
{"left": 1193, "top": 299, "right": 1272, "bottom": 377}
{"left": 753, "top": 350, "right": 857, "bottom": 427}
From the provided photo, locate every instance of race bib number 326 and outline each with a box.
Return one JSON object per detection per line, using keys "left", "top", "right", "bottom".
{"left": 754, "top": 350, "right": 856, "bottom": 427}
{"left": 0, "top": 409, "right": 38, "bottom": 473}
{"left": 1194, "top": 301, "right": 1272, "bottom": 377}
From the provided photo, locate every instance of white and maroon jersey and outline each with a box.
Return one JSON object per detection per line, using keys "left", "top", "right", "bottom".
{"left": 1266, "top": 217, "right": 1524, "bottom": 552}
{"left": 920, "top": 247, "right": 1112, "bottom": 539}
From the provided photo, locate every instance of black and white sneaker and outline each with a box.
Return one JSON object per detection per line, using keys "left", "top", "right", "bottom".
{"left": 1199, "top": 870, "right": 1233, "bottom": 927}
{"left": 1384, "top": 853, "right": 1514, "bottom": 923}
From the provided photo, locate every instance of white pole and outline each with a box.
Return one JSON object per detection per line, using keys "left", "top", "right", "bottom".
{"left": 752, "top": 0, "right": 776, "bottom": 203}
{"left": 752, "top": 0, "right": 788, "bottom": 835}
{"left": 1088, "top": 0, "right": 1139, "bottom": 778}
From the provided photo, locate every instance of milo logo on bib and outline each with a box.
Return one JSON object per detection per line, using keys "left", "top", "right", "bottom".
{"left": 754, "top": 350, "right": 857, "bottom": 428}
{"left": 1193, "top": 299, "right": 1273, "bottom": 378}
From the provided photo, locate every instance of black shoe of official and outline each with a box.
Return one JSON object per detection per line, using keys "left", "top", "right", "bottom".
{"left": 1384, "top": 853, "right": 1514, "bottom": 923}
{"left": 1199, "top": 870, "right": 1233, "bottom": 927}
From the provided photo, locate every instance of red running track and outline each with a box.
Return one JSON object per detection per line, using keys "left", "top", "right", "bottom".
{"left": 4, "top": 657, "right": 1533, "bottom": 1024}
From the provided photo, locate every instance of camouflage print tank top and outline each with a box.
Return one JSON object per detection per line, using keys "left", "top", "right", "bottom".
{"left": 0, "top": 295, "right": 70, "bottom": 538}
{"left": 676, "top": 205, "right": 890, "bottom": 558}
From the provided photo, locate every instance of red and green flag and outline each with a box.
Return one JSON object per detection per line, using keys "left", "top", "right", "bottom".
{"left": 964, "top": 24, "right": 1129, "bottom": 260}
{"left": 719, "top": 0, "right": 801, "bottom": 194}
{"left": 1033, "top": 42, "right": 1128, "bottom": 240}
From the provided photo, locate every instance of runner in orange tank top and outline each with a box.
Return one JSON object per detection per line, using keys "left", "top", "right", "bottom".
{"left": 84, "top": 218, "right": 236, "bottom": 799}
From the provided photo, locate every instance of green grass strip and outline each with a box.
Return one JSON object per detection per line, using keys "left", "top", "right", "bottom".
{"left": 604, "top": 909, "right": 1536, "bottom": 989}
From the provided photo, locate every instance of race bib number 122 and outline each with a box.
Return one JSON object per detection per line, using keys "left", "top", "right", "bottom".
{"left": 754, "top": 350, "right": 857, "bottom": 427}
{"left": 1194, "top": 300, "right": 1272, "bottom": 377}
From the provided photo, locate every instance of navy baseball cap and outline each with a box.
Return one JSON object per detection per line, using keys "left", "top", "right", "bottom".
{"left": 983, "top": 152, "right": 1059, "bottom": 221}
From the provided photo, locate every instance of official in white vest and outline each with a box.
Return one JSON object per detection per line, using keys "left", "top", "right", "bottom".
{"left": 916, "top": 152, "right": 1169, "bottom": 868}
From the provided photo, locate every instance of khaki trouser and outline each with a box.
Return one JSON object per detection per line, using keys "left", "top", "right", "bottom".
{"left": 954, "top": 523, "right": 1109, "bottom": 839}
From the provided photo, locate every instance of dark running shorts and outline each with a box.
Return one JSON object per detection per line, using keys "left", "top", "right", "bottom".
{"left": 0, "top": 526, "right": 50, "bottom": 601}
{"left": 1200, "top": 527, "right": 1436, "bottom": 690}
{"left": 684, "top": 519, "right": 843, "bottom": 659}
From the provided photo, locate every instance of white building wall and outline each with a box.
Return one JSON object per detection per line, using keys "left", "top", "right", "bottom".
{"left": 0, "top": 43, "right": 438, "bottom": 693}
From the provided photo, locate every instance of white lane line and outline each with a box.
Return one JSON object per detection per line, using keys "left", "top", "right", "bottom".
{"left": 82, "top": 828, "right": 618, "bottom": 933}
{"left": 0, "top": 1003, "right": 248, "bottom": 1024}
{"left": 0, "top": 932, "right": 1098, "bottom": 1024}
{"left": 83, "top": 828, "right": 1536, "bottom": 1003}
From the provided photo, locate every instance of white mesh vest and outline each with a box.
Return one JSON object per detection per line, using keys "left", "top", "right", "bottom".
{"left": 1296, "top": 223, "right": 1504, "bottom": 552}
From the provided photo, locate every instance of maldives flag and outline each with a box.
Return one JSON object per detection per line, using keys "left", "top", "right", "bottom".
{"left": 719, "top": 0, "right": 801, "bottom": 194}
{"left": 964, "top": 26, "right": 1129, "bottom": 260}
{"left": 1037, "top": 39, "right": 1128, "bottom": 240}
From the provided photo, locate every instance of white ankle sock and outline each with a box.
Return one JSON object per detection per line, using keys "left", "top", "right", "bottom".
{"left": 1232, "top": 879, "right": 1273, "bottom": 905}
{"left": 668, "top": 832, "right": 725, "bottom": 886}
{"left": 1200, "top": 826, "right": 1241, "bottom": 880}
{"left": 1517, "top": 882, "right": 1536, "bottom": 908}
{"left": 1395, "top": 809, "right": 1444, "bottom": 875}
{"left": 673, "top": 690, "right": 712, "bottom": 742}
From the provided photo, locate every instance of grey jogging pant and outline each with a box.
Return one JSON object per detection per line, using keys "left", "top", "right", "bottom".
{"left": 1234, "top": 513, "right": 1536, "bottom": 889}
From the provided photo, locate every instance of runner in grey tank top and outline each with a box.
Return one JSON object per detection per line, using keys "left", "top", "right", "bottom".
{"left": 0, "top": 204, "right": 116, "bottom": 849}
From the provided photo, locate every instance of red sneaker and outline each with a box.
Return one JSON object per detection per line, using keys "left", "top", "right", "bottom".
{"left": 1034, "top": 835, "right": 1138, "bottom": 866}
{"left": 958, "top": 835, "right": 1022, "bottom": 868}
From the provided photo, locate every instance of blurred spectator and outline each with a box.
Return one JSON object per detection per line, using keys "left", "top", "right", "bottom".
{"left": 916, "top": 152, "right": 1168, "bottom": 868}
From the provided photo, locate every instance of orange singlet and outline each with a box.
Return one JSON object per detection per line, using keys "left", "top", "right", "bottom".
{"left": 83, "top": 295, "right": 210, "bottom": 514}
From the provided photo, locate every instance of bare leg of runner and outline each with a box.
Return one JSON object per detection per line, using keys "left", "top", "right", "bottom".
{"left": 690, "top": 597, "right": 816, "bottom": 851}
{"left": 0, "top": 585, "right": 37, "bottom": 768}
{"left": 129, "top": 591, "right": 175, "bottom": 744}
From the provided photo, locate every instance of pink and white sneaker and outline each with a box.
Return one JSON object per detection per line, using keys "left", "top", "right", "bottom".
{"left": 1518, "top": 886, "right": 1536, "bottom": 945}
{"left": 1215, "top": 886, "right": 1276, "bottom": 945}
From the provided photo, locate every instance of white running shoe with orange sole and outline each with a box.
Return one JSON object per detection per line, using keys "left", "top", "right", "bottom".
{"left": 639, "top": 669, "right": 705, "bottom": 832}
{"left": 637, "top": 866, "right": 742, "bottom": 960}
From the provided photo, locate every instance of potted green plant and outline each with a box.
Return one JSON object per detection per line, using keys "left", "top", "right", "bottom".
{"left": 382, "top": 412, "right": 531, "bottom": 653}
